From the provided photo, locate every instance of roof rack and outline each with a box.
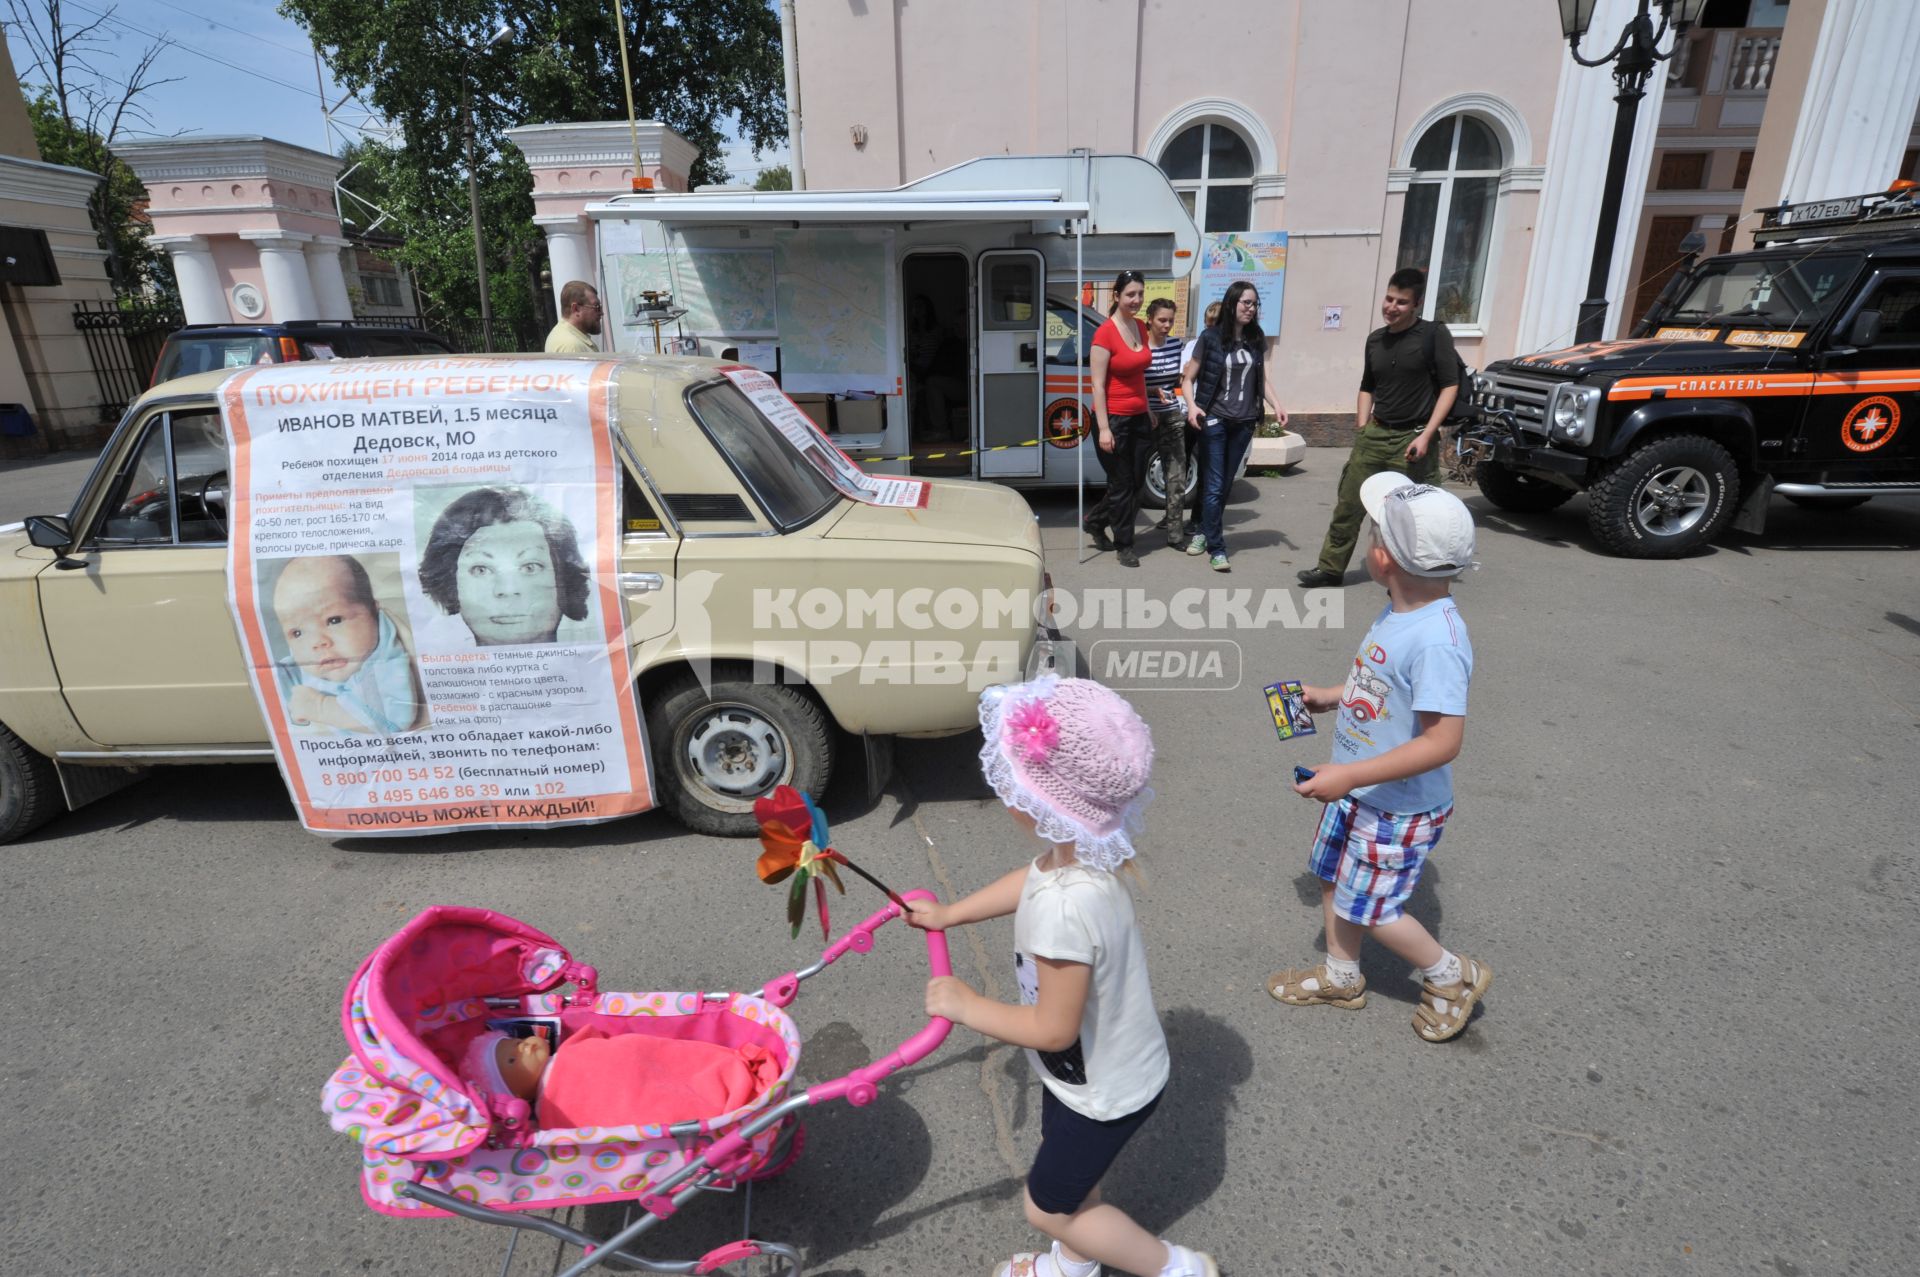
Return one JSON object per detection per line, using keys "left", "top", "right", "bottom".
{"left": 1753, "top": 185, "right": 1920, "bottom": 245}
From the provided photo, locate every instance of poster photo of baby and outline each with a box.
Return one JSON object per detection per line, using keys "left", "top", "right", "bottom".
{"left": 258, "top": 553, "right": 429, "bottom": 736}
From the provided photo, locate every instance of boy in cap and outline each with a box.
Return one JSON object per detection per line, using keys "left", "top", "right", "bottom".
{"left": 1268, "top": 472, "right": 1491, "bottom": 1042}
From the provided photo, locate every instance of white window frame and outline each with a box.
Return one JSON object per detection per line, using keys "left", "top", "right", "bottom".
{"left": 1403, "top": 116, "right": 1503, "bottom": 327}
{"left": 1158, "top": 122, "right": 1256, "bottom": 235}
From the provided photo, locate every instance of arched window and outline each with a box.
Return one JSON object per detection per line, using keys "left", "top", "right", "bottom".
{"left": 1396, "top": 114, "right": 1504, "bottom": 326}
{"left": 1157, "top": 123, "right": 1254, "bottom": 233}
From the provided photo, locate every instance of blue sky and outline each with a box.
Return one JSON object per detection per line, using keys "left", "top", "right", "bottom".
{"left": 4, "top": 0, "right": 786, "bottom": 180}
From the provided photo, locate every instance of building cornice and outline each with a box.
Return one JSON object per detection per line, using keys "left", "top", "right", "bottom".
{"left": 1252, "top": 173, "right": 1286, "bottom": 200}
{"left": 113, "top": 135, "right": 344, "bottom": 190}
{"left": 0, "top": 154, "right": 104, "bottom": 208}
{"left": 505, "top": 121, "right": 700, "bottom": 177}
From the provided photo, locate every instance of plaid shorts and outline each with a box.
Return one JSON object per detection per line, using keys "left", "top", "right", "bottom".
{"left": 1308, "top": 796, "right": 1453, "bottom": 925}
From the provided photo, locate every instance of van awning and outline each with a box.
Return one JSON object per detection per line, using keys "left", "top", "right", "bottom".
{"left": 591, "top": 189, "right": 1089, "bottom": 225}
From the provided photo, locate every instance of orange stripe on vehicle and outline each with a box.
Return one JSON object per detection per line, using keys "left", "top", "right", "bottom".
{"left": 1609, "top": 371, "right": 1920, "bottom": 401}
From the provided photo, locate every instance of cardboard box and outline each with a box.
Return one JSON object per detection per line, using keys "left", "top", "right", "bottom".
{"left": 788, "top": 393, "right": 832, "bottom": 430}
{"left": 834, "top": 398, "right": 885, "bottom": 436}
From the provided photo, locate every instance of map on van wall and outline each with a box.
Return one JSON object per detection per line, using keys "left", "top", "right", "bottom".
{"left": 611, "top": 245, "right": 776, "bottom": 341}
{"left": 774, "top": 228, "right": 898, "bottom": 394}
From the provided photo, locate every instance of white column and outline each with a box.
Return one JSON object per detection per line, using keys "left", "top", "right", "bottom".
{"left": 538, "top": 217, "right": 595, "bottom": 312}
{"left": 151, "top": 234, "right": 227, "bottom": 324}
{"left": 304, "top": 235, "right": 356, "bottom": 321}
{"left": 1514, "top": 0, "right": 1671, "bottom": 351}
{"left": 1774, "top": 0, "right": 1920, "bottom": 205}
{"left": 240, "top": 230, "right": 320, "bottom": 322}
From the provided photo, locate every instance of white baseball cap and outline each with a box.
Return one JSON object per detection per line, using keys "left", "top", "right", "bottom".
{"left": 1359, "top": 473, "right": 1477, "bottom": 578}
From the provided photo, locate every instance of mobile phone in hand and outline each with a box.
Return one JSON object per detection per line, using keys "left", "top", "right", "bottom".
{"left": 1294, "top": 766, "right": 1316, "bottom": 785}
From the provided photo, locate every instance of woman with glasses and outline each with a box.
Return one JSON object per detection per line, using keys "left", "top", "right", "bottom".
{"left": 1083, "top": 270, "right": 1156, "bottom": 566}
{"left": 1179, "top": 280, "right": 1287, "bottom": 572}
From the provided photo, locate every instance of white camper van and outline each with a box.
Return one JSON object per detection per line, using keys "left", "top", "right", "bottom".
{"left": 587, "top": 154, "right": 1210, "bottom": 506}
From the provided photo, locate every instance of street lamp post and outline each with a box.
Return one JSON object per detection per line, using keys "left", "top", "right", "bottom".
{"left": 1558, "top": 0, "right": 1706, "bottom": 344}
{"left": 462, "top": 23, "right": 512, "bottom": 353}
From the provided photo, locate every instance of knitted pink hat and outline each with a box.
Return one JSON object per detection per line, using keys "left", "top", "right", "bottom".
{"left": 978, "top": 675, "right": 1154, "bottom": 870}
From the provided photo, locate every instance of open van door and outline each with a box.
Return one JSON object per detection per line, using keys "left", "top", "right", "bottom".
{"left": 976, "top": 249, "right": 1045, "bottom": 478}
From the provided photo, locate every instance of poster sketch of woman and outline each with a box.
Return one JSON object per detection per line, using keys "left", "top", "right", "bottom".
{"left": 418, "top": 485, "right": 591, "bottom": 646}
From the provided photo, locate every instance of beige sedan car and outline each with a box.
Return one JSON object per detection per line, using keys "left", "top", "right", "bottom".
{"left": 0, "top": 356, "right": 1049, "bottom": 841}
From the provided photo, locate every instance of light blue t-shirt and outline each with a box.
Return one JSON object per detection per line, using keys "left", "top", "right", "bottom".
{"left": 1330, "top": 598, "right": 1473, "bottom": 814}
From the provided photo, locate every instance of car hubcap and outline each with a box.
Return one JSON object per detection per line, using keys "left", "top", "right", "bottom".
{"left": 1636, "top": 464, "right": 1711, "bottom": 535}
{"left": 680, "top": 704, "right": 788, "bottom": 800}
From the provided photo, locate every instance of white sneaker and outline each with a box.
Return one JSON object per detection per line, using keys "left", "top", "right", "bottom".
{"left": 1158, "top": 1241, "right": 1219, "bottom": 1277}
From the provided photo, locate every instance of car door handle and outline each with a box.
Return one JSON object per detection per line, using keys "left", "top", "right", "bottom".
{"left": 618, "top": 572, "right": 665, "bottom": 594}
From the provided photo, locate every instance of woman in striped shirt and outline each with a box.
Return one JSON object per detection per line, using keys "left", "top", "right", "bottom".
{"left": 1141, "top": 298, "right": 1192, "bottom": 548}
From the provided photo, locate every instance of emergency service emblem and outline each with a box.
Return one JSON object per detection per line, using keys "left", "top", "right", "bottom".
{"left": 1841, "top": 396, "right": 1901, "bottom": 453}
{"left": 1044, "top": 397, "right": 1089, "bottom": 448}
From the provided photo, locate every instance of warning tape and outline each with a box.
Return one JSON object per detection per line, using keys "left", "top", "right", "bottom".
{"left": 850, "top": 432, "right": 1084, "bottom": 463}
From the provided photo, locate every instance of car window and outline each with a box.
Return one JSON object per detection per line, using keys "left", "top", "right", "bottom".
{"left": 156, "top": 335, "right": 278, "bottom": 383}
{"left": 1859, "top": 276, "right": 1920, "bottom": 345}
{"left": 686, "top": 381, "right": 841, "bottom": 530}
{"left": 1663, "top": 254, "right": 1863, "bottom": 329}
{"left": 354, "top": 333, "right": 420, "bottom": 357}
{"left": 412, "top": 335, "right": 455, "bottom": 356}
{"left": 94, "top": 418, "right": 174, "bottom": 544}
{"left": 171, "top": 412, "right": 230, "bottom": 544}
{"left": 1046, "top": 300, "right": 1101, "bottom": 367}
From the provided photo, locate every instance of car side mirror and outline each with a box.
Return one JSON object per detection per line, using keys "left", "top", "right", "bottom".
{"left": 24, "top": 514, "right": 87, "bottom": 569}
{"left": 1846, "top": 309, "right": 1882, "bottom": 349}
{"left": 24, "top": 514, "right": 71, "bottom": 551}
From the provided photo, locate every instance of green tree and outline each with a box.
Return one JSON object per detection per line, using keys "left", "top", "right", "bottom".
{"left": 335, "top": 137, "right": 545, "bottom": 343}
{"left": 753, "top": 163, "right": 792, "bottom": 192}
{"left": 282, "top": 0, "right": 785, "bottom": 334}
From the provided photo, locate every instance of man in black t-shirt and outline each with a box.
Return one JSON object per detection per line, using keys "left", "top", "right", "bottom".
{"left": 1297, "top": 267, "right": 1459, "bottom": 588}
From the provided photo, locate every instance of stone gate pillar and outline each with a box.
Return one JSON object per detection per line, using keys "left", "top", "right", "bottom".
{"left": 113, "top": 137, "right": 355, "bottom": 325}
{"left": 504, "top": 122, "right": 698, "bottom": 314}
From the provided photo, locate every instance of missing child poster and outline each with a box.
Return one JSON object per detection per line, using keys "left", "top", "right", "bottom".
{"left": 720, "top": 366, "right": 930, "bottom": 509}
{"left": 219, "top": 357, "right": 653, "bottom": 835}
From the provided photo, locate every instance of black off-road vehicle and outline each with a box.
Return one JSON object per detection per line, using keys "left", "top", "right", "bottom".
{"left": 1467, "top": 186, "right": 1920, "bottom": 557}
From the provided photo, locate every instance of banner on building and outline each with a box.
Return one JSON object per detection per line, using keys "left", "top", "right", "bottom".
{"left": 1195, "top": 231, "right": 1288, "bottom": 335}
{"left": 219, "top": 357, "right": 653, "bottom": 836}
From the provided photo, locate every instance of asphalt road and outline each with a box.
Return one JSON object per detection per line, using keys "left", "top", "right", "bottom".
{"left": 2, "top": 448, "right": 1917, "bottom": 1277}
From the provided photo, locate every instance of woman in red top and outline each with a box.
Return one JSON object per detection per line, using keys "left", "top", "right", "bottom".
{"left": 1085, "top": 270, "right": 1155, "bottom": 565}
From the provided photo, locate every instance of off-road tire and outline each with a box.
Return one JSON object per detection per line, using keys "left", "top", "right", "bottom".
{"left": 0, "top": 724, "right": 62, "bottom": 844}
{"left": 646, "top": 671, "right": 833, "bottom": 837}
{"left": 1784, "top": 493, "right": 1872, "bottom": 511}
{"left": 1588, "top": 433, "right": 1739, "bottom": 559}
{"left": 1476, "top": 459, "right": 1577, "bottom": 513}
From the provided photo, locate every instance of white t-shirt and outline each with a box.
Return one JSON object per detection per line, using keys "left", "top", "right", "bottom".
{"left": 1012, "top": 859, "right": 1169, "bottom": 1120}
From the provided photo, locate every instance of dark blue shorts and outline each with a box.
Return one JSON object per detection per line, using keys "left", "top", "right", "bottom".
{"left": 1026, "top": 1087, "right": 1163, "bottom": 1216}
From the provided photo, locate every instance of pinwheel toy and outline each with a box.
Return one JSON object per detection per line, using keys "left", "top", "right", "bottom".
{"left": 754, "top": 785, "right": 907, "bottom": 940}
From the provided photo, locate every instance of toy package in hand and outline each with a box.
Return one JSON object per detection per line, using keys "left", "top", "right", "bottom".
{"left": 1264, "top": 680, "right": 1315, "bottom": 741}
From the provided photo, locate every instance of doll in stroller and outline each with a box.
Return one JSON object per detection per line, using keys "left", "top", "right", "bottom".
{"left": 323, "top": 900, "right": 950, "bottom": 1275}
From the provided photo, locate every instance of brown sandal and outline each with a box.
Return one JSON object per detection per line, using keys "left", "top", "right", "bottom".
{"left": 1413, "top": 955, "right": 1493, "bottom": 1042}
{"left": 1266, "top": 965, "right": 1368, "bottom": 1009}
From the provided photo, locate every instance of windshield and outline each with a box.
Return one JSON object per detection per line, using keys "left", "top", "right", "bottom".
{"left": 686, "top": 381, "right": 842, "bottom": 530}
{"left": 1660, "top": 254, "right": 1863, "bottom": 329}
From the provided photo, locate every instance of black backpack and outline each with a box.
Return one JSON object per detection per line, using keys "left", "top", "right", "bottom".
{"left": 1422, "top": 321, "right": 1473, "bottom": 423}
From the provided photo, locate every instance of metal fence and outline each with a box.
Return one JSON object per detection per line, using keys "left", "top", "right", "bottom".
{"left": 70, "top": 300, "right": 184, "bottom": 413}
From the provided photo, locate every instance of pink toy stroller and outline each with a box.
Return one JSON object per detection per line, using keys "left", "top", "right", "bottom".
{"left": 322, "top": 899, "right": 951, "bottom": 1275}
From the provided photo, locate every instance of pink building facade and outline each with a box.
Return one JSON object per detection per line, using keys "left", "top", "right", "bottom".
{"left": 785, "top": 0, "right": 1920, "bottom": 425}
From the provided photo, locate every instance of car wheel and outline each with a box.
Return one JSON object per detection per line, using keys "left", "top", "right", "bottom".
{"left": 1476, "top": 459, "right": 1577, "bottom": 513}
{"left": 1588, "top": 433, "right": 1739, "bottom": 559}
{"left": 646, "top": 671, "right": 833, "bottom": 837}
{"left": 1784, "top": 493, "right": 1871, "bottom": 511}
{"left": 1140, "top": 447, "right": 1202, "bottom": 511}
{"left": 0, "top": 723, "right": 62, "bottom": 845}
